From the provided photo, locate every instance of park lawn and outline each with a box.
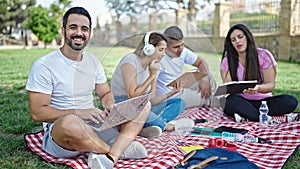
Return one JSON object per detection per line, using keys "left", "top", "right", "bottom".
{"left": 0, "top": 47, "right": 299, "bottom": 169}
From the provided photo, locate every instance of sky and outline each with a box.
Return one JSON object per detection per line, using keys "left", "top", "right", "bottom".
{"left": 36, "top": 0, "right": 110, "bottom": 27}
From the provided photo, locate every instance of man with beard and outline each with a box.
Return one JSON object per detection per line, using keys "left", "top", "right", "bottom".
{"left": 156, "top": 26, "right": 219, "bottom": 108}
{"left": 25, "top": 7, "right": 150, "bottom": 169}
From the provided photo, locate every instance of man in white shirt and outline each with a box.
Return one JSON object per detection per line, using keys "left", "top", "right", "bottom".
{"left": 156, "top": 26, "right": 219, "bottom": 108}
{"left": 25, "top": 7, "right": 150, "bottom": 169}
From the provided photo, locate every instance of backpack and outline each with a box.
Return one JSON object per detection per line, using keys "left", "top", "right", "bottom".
{"left": 173, "top": 148, "right": 259, "bottom": 169}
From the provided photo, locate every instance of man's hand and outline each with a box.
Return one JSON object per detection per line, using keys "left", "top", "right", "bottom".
{"left": 103, "top": 103, "right": 114, "bottom": 113}
{"left": 76, "top": 108, "right": 108, "bottom": 124}
{"left": 198, "top": 78, "right": 211, "bottom": 98}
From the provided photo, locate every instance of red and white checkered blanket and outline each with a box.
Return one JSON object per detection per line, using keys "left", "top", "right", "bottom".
{"left": 24, "top": 107, "right": 300, "bottom": 169}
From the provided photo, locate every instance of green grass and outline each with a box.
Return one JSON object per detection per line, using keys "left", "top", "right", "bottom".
{"left": 0, "top": 47, "right": 299, "bottom": 168}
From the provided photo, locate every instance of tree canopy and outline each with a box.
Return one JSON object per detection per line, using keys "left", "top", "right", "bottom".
{"left": 104, "top": 0, "right": 211, "bottom": 23}
{"left": 1, "top": 0, "right": 71, "bottom": 47}
{"left": 25, "top": 5, "right": 59, "bottom": 47}
{"left": 0, "top": 0, "right": 36, "bottom": 34}
{"left": 104, "top": 0, "right": 184, "bottom": 19}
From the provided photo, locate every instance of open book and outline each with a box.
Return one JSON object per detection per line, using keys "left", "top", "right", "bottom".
{"left": 166, "top": 71, "right": 207, "bottom": 88}
{"left": 85, "top": 93, "right": 151, "bottom": 131}
{"left": 213, "top": 80, "right": 257, "bottom": 96}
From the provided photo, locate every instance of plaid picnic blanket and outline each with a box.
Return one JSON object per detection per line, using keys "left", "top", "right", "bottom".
{"left": 24, "top": 106, "right": 300, "bottom": 169}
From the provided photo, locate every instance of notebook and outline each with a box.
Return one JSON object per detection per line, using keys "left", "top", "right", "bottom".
{"left": 85, "top": 93, "right": 152, "bottom": 131}
{"left": 213, "top": 80, "right": 257, "bottom": 96}
{"left": 166, "top": 71, "right": 207, "bottom": 88}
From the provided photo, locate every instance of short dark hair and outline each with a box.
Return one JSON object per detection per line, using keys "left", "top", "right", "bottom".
{"left": 163, "top": 26, "right": 184, "bottom": 40}
{"left": 62, "top": 7, "right": 92, "bottom": 29}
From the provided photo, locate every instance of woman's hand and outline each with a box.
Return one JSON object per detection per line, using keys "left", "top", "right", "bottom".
{"left": 243, "top": 85, "right": 259, "bottom": 95}
{"left": 149, "top": 59, "right": 159, "bottom": 76}
{"left": 170, "top": 81, "right": 184, "bottom": 94}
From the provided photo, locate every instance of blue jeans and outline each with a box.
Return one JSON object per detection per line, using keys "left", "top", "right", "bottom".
{"left": 114, "top": 95, "right": 186, "bottom": 130}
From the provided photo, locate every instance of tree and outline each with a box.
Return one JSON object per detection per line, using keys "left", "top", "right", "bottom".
{"left": 105, "top": 0, "right": 179, "bottom": 19}
{"left": 48, "top": 0, "right": 71, "bottom": 45}
{"left": 25, "top": 5, "right": 58, "bottom": 48}
{"left": 49, "top": 0, "right": 71, "bottom": 19}
{"left": 0, "top": 0, "right": 35, "bottom": 35}
{"left": 103, "top": 0, "right": 211, "bottom": 32}
{"left": 104, "top": 0, "right": 149, "bottom": 39}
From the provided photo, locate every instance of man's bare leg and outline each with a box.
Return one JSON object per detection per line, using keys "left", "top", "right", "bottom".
{"left": 51, "top": 102, "right": 151, "bottom": 163}
{"left": 51, "top": 114, "right": 111, "bottom": 154}
{"left": 108, "top": 102, "right": 151, "bottom": 162}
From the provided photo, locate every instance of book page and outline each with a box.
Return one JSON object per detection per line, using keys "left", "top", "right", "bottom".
{"left": 166, "top": 72, "right": 207, "bottom": 88}
{"left": 86, "top": 93, "right": 151, "bottom": 131}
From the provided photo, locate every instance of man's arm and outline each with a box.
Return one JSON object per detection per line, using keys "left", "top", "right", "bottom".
{"left": 192, "top": 56, "right": 212, "bottom": 98}
{"left": 28, "top": 91, "right": 104, "bottom": 123}
{"left": 28, "top": 91, "right": 75, "bottom": 122}
{"left": 95, "top": 82, "right": 115, "bottom": 111}
{"left": 192, "top": 56, "right": 209, "bottom": 75}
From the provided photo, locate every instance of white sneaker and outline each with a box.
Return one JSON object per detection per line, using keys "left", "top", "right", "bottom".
{"left": 139, "top": 126, "right": 162, "bottom": 139}
{"left": 234, "top": 113, "right": 248, "bottom": 122}
{"left": 120, "top": 141, "right": 148, "bottom": 159}
{"left": 108, "top": 139, "right": 148, "bottom": 159}
{"left": 269, "top": 114, "right": 298, "bottom": 124}
{"left": 168, "top": 120, "right": 176, "bottom": 125}
{"left": 88, "top": 153, "right": 114, "bottom": 169}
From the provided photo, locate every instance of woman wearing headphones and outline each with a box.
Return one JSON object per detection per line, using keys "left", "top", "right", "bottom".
{"left": 111, "top": 32, "right": 186, "bottom": 139}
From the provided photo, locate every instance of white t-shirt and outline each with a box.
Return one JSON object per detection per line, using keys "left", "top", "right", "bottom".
{"left": 111, "top": 53, "right": 151, "bottom": 96}
{"left": 26, "top": 49, "right": 107, "bottom": 110}
{"left": 156, "top": 47, "right": 197, "bottom": 97}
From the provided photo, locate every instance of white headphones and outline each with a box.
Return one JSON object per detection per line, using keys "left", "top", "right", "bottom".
{"left": 143, "top": 32, "right": 155, "bottom": 56}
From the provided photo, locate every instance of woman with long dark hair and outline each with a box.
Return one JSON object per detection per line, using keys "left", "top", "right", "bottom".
{"left": 220, "top": 24, "right": 298, "bottom": 123}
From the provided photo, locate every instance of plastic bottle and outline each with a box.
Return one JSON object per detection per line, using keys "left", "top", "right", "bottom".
{"left": 259, "top": 101, "right": 269, "bottom": 126}
{"left": 222, "top": 132, "right": 258, "bottom": 143}
{"left": 243, "top": 133, "right": 258, "bottom": 143}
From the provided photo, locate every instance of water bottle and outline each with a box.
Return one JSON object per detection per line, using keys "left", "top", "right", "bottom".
{"left": 259, "top": 101, "right": 269, "bottom": 126}
{"left": 243, "top": 133, "right": 258, "bottom": 143}
{"left": 222, "top": 132, "right": 243, "bottom": 142}
{"left": 222, "top": 132, "right": 258, "bottom": 143}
